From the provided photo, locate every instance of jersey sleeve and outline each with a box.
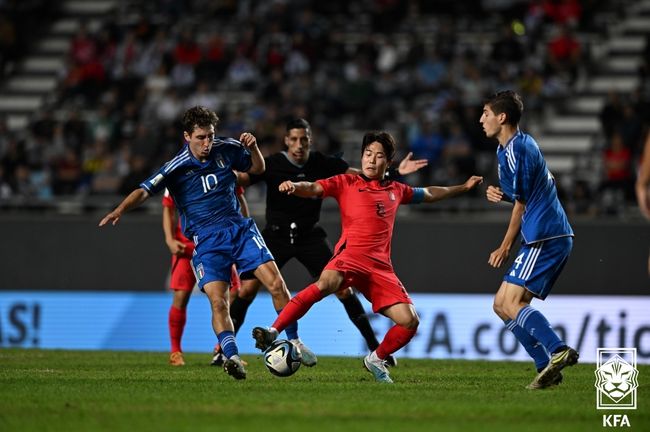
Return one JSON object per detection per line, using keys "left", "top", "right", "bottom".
{"left": 140, "top": 165, "right": 169, "bottom": 196}
{"left": 316, "top": 174, "right": 348, "bottom": 198}
{"left": 162, "top": 188, "right": 175, "bottom": 208}
{"left": 512, "top": 141, "right": 535, "bottom": 202}
{"left": 229, "top": 139, "right": 253, "bottom": 173}
{"left": 397, "top": 182, "right": 424, "bottom": 204}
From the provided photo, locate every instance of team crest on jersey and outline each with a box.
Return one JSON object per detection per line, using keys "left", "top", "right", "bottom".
{"left": 196, "top": 263, "right": 205, "bottom": 279}
{"left": 215, "top": 155, "right": 226, "bottom": 169}
{"left": 151, "top": 173, "right": 164, "bottom": 186}
{"left": 388, "top": 191, "right": 395, "bottom": 201}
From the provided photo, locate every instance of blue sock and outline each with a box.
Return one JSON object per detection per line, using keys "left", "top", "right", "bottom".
{"left": 505, "top": 319, "right": 549, "bottom": 371}
{"left": 515, "top": 306, "right": 565, "bottom": 355}
{"left": 217, "top": 330, "right": 238, "bottom": 358}
{"left": 278, "top": 308, "right": 299, "bottom": 340}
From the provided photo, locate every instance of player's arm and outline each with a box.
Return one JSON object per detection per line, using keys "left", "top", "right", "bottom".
{"left": 488, "top": 199, "right": 525, "bottom": 268}
{"left": 236, "top": 171, "right": 252, "bottom": 187}
{"left": 278, "top": 180, "right": 324, "bottom": 198}
{"left": 237, "top": 190, "right": 250, "bottom": 217}
{"left": 99, "top": 188, "right": 149, "bottom": 226}
{"left": 636, "top": 133, "right": 650, "bottom": 219}
{"left": 162, "top": 205, "right": 186, "bottom": 256}
{"left": 486, "top": 185, "right": 514, "bottom": 203}
{"left": 421, "top": 175, "right": 483, "bottom": 203}
{"left": 345, "top": 152, "right": 428, "bottom": 176}
{"left": 239, "top": 132, "right": 264, "bottom": 175}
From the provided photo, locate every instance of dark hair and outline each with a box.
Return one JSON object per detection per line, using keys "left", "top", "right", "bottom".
{"left": 182, "top": 106, "right": 219, "bottom": 135}
{"left": 286, "top": 118, "right": 311, "bottom": 134}
{"left": 361, "top": 131, "right": 396, "bottom": 161}
{"left": 485, "top": 90, "right": 523, "bottom": 126}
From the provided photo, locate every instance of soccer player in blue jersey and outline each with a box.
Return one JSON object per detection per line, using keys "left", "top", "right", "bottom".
{"left": 99, "top": 106, "right": 314, "bottom": 380}
{"left": 480, "top": 90, "right": 579, "bottom": 389}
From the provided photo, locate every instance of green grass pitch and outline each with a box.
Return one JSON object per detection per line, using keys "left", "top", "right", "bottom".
{"left": 0, "top": 349, "right": 647, "bottom": 432}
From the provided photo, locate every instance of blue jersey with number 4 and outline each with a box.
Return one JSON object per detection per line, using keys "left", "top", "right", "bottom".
{"left": 140, "top": 137, "right": 252, "bottom": 238}
{"left": 496, "top": 130, "right": 573, "bottom": 244}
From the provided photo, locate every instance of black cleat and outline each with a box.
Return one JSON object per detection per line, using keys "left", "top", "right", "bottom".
{"left": 252, "top": 326, "right": 277, "bottom": 351}
{"left": 223, "top": 356, "right": 247, "bottom": 380}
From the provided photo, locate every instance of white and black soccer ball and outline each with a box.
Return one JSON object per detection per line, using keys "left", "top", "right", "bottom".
{"left": 263, "top": 339, "right": 302, "bottom": 377}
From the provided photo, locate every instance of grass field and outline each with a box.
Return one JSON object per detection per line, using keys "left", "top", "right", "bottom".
{"left": 0, "top": 349, "right": 647, "bottom": 432}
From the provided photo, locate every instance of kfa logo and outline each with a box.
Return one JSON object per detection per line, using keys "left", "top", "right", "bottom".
{"left": 595, "top": 348, "right": 638, "bottom": 428}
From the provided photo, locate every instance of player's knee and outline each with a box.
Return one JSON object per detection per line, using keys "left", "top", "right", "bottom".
{"left": 266, "top": 276, "right": 288, "bottom": 296}
{"left": 405, "top": 314, "right": 419, "bottom": 330}
{"left": 238, "top": 280, "right": 259, "bottom": 300}
{"left": 334, "top": 287, "right": 353, "bottom": 299}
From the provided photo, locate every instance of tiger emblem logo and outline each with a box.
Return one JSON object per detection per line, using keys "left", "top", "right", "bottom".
{"left": 594, "top": 355, "right": 639, "bottom": 403}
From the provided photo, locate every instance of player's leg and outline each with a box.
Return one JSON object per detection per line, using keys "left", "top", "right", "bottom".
{"left": 501, "top": 238, "right": 578, "bottom": 389}
{"left": 363, "top": 302, "right": 418, "bottom": 384}
{"left": 203, "top": 279, "right": 246, "bottom": 380}
{"left": 168, "top": 256, "right": 194, "bottom": 366}
{"left": 297, "top": 236, "right": 385, "bottom": 361}
{"left": 212, "top": 264, "right": 249, "bottom": 366}
{"left": 252, "top": 268, "right": 344, "bottom": 351}
{"left": 493, "top": 281, "right": 550, "bottom": 373}
{"left": 229, "top": 232, "right": 290, "bottom": 337}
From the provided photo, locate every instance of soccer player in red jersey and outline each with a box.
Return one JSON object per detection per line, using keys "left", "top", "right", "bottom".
{"left": 164, "top": 185, "right": 247, "bottom": 366}
{"left": 252, "top": 131, "right": 483, "bottom": 383}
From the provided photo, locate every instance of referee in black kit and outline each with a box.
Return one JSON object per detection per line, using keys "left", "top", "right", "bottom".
{"left": 220, "top": 118, "right": 427, "bottom": 366}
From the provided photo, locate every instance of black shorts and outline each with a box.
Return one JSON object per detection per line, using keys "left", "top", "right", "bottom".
{"left": 240, "top": 225, "right": 332, "bottom": 280}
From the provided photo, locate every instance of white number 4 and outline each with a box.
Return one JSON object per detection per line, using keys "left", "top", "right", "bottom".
{"left": 514, "top": 252, "right": 525, "bottom": 269}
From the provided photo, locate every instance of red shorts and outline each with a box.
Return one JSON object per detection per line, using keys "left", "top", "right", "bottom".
{"left": 170, "top": 257, "right": 241, "bottom": 292}
{"left": 324, "top": 251, "right": 412, "bottom": 313}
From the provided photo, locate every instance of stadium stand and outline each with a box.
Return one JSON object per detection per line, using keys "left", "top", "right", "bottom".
{"left": 0, "top": 0, "right": 648, "bottom": 217}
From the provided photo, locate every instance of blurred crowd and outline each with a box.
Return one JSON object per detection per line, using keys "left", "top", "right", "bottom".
{"left": 0, "top": 0, "right": 648, "bottom": 216}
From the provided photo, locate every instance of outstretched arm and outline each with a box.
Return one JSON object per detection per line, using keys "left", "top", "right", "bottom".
{"left": 345, "top": 152, "right": 428, "bottom": 176}
{"left": 488, "top": 200, "right": 525, "bottom": 268}
{"left": 396, "top": 152, "right": 428, "bottom": 175}
{"left": 421, "top": 175, "right": 483, "bottom": 203}
{"left": 99, "top": 188, "right": 149, "bottom": 226}
{"left": 278, "top": 180, "right": 324, "bottom": 198}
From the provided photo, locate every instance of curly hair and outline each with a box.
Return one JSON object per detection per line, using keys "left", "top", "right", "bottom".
{"left": 181, "top": 106, "right": 219, "bottom": 135}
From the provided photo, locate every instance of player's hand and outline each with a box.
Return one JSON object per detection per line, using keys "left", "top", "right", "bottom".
{"left": 486, "top": 185, "right": 504, "bottom": 203}
{"left": 166, "top": 239, "right": 186, "bottom": 256}
{"left": 464, "top": 175, "right": 483, "bottom": 190}
{"left": 488, "top": 246, "right": 510, "bottom": 268}
{"left": 239, "top": 132, "right": 258, "bottom": 149}
{"left": 98, "top": 210, "right": 121, "bottom": 227}
{"left": 279, "top": 181, "right": 296, "bottom": 194}
{"left": 397, "top": 152, "right": 428, "bottom": 175}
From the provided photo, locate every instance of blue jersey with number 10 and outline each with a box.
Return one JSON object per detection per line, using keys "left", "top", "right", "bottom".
{"left": 140, "top": 137, "right": 252, "bottom": 238}
{"left": 496, "top": 130, "right": 573, "bottom": 244}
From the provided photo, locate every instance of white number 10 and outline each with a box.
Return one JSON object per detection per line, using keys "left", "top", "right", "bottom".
{"left": 200, "top": 174, "right": 218, "bottom": 193}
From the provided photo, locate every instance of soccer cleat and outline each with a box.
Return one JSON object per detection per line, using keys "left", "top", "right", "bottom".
{"left": 290, "top": 339, "right": 318, "bottom": 367}
{"left": 252, "top": 326, "right": 278, "bottom": 351}
{"left": 385, "top": 354, "right": 397, "bottom": 367}
{"left": 527, "top": 347, "right": 578, "bottom": 389}
{"left": 210, "top": 351, "right": 226, "bottom": 366}
{"left": 223, "top": 356, "right": 247, "bottom": 380}
{"left": 363, "top": 352, "right": 393, "bottom": 384}
{"left": 169, "top": 351, "right": 185, "bottom": 366}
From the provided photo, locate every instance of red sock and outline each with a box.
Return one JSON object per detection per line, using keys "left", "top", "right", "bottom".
{"left": 272, "top": 284, "right": 323, "bottom": 332}
{"left": 168, "top": 306, "right": 186, "bottom": 353}
{"left": 376, "top": 325, "right": 417, "bottom": 359}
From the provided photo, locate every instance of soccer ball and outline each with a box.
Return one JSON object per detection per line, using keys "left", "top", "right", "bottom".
{"left": 263, "top": 339, "right": 302, "bottom": 377}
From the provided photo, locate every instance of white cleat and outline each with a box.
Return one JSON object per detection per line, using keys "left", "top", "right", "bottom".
{"left": 290, "top": 339, "right": 318, "bottom": 367}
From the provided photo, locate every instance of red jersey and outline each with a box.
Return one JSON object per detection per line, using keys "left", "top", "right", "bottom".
{"left": 162, "top": 186, "right": 245, "bottom": 243}
{"left": 317, "top": 174, "right": 415, "bottom": 262}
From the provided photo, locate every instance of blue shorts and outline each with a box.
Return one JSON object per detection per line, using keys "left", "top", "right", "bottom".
{"left": 191, "top": 218, "right": 274, "bottom": 290}
{"left": 504, "top": 236, "right": 573, "bottom": 300}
